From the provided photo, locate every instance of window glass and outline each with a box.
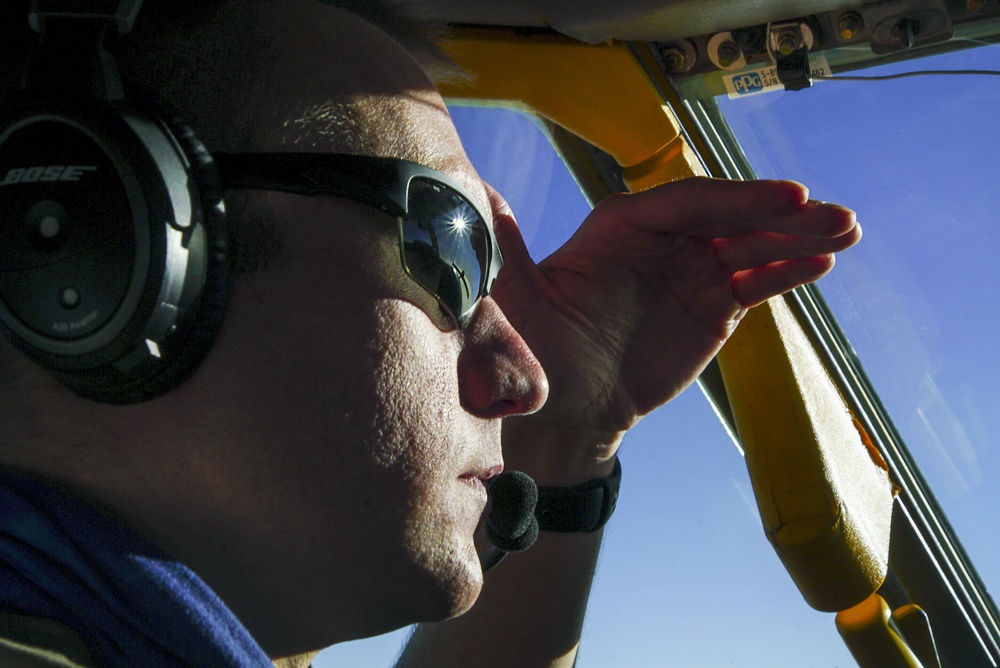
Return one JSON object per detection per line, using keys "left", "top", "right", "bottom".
{"left": 715, "top": 43, "right": 1000, "bottom": 596}
{"left": 315, "top": 104, "right": 856, "bottom": 666}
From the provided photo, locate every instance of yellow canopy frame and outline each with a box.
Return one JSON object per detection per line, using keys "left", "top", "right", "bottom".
{"left": 439, "top": 27, "right": 895, "bottom": 613}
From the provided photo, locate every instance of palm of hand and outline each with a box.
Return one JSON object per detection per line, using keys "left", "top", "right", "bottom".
{"left": 491, "top": 178, "right": 860, "bottom": 443}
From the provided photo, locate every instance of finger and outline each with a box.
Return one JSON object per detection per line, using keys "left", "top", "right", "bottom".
{"left": 714, "top": 220, "right": 862, "bottom": 272}
{"left": 484, "top": 181, "right": 515, "bottom": 221}
{"left": 492, "top": 205, "right": 538, "bottom": 294}
{"left": 732, "top": 255, "right": 836, "bottom": 308}
{"left": 772, "top": 200, "right": 859, "bottom": 238}
{"left": 599, "top": 177, "right": 816, "bottom": 235}
{"left": 483, "top": 181, "right": 536, "bottom": 281}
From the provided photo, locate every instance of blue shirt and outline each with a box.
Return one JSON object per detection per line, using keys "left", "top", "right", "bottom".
{"left": 0, "top": 469, "right": 272, "bottom": 667}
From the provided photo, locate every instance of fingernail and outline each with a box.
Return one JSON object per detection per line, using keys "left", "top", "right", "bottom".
{"left": 809, "top": 199, "right": 857, "bottom": 219}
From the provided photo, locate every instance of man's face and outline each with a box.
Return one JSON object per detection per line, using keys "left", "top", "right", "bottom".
{"left": 135, "top": 0, "right": 548, "bottom": 652}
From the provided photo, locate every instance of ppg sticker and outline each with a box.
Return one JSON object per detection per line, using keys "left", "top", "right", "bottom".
{"left": 732, "top": 73, "right": 764, "bottom": 95}
{"left": 723, "top": 54, "right": 830, "bottom": 98}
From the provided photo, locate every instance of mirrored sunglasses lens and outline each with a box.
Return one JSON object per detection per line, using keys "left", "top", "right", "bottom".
{"left": 400, "top": 179, "right": 488, "bottom": 324}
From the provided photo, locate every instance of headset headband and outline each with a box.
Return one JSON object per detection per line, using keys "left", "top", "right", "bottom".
{"left": 28, "top": 0, "right": 145, "bottom": 35}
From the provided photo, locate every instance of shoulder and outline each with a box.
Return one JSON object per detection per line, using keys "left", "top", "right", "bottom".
{"left": 0, "top": 613, "right": 94, "bottom": 668}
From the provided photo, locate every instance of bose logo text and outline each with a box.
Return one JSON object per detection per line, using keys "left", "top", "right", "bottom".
{"left": 0, "top": 165, "right": 98, "bottom": 186}
{"left": 733, "top": 73, "right": 764, "bottom": 94}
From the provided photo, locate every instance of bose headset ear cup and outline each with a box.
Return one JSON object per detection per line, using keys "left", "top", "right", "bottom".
{"left": 114, "top": 97, "right": 229, "bottom": 403}
{"left": 55, "top": 96, "right": 229, "bottom": 404}
{"left": 0, "top": 8, "right": 230, "bottom": 403}
{"left": 0, "top": 97, "right": 228, "bottom": 405}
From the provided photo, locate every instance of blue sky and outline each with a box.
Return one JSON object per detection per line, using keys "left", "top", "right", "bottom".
{"left": 718, "top": 42, "right": 1000, "bottom": 594}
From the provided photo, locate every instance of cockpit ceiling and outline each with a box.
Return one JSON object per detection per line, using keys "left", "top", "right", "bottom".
{"left": 421, "top": 0, "right": 859, "bottom": 43}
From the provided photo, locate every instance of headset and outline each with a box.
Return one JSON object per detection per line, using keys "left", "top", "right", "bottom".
{"left": 0, "top": 0, "right": 228, "bottom": 404}
{"left": 0, "top": 1, "right": 614, "bottom": 570}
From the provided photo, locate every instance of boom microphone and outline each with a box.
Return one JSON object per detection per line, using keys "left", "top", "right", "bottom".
{"left": 480, "top": 470, "right": 539, "bottom": 572}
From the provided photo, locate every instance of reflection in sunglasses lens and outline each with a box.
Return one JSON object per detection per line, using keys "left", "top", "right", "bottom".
{"left": 401, "top": 179, "right": 488, "bottom": 325}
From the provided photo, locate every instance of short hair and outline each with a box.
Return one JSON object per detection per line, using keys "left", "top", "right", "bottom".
{"left": 1, "top": 0, "right": 457, "bottom": 276}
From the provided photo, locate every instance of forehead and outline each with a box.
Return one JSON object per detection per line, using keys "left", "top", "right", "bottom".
{"left": 251, "top": 2, "right": 492, "bottom": 220}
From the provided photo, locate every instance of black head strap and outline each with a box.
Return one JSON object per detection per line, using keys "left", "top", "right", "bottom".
{"left": 536, "top": 458, "right": 622, "bottom": 533}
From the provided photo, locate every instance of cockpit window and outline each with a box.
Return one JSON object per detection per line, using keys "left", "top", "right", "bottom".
{"left": 714, "top": 41, "right": 1000, "bottom": 599}
{"left": 314, "top": 102, "right": 861, "bottom": 667}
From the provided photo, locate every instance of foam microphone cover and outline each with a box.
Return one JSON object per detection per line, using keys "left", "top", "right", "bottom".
{"left": 485, "top": 470, "right": 539, "bottom": 552}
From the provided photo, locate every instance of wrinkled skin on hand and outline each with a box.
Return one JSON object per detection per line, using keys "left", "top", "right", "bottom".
{"left": 490, "top": 177, "right": 861, "bottom": 472}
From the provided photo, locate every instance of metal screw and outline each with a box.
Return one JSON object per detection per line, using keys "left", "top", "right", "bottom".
{"left": 775, "top": 30, "right": 802, "bottom": 56}
{"left": 716, "top": 41, "right": 741, "bottom": 68}
{"left": 661, "top": 46, "right": 687, "bottom": 73}
{"left": 838, "top": 11, "right": 864, "bottom": 40}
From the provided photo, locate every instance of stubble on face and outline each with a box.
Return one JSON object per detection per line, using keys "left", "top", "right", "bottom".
{"left": 120, "top": 0, "right": 502, "bottom": 648}
{"left": 248, "top": 5, "right": 499, "bottom": 620}
{"left": 366, "top": 300, "right": 499, "bottom": 619}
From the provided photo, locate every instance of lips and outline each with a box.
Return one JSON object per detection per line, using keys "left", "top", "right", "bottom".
{"left": 459, "top": 464, "right": 503, "bottom": 496}
{"left": 460, "top": 463, "right": 502, "bottom": 481}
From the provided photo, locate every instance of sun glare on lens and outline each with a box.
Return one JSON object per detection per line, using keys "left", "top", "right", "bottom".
{"left": 449, "top": 215, "right": 469, "bottom": 231}
{"left": 444, "top": 201, "right": 476, "bottom": 235}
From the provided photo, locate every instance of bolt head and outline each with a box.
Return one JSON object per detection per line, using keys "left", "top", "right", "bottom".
{"left": 717, "top": 42, "right": 740, "bottom": 68}
{"left": 838, "top": 11, "right": 863, "bottom": 40}
{"left": 661, "top": 47, "right": 686, "bottom": 72}
{"left": 776, "top": 33, "right": 800, "bottom": 55}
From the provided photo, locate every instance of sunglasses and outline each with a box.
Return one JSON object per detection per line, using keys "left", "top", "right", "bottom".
{"left": 213, "top": 152, "right": 502, "bottom": 329}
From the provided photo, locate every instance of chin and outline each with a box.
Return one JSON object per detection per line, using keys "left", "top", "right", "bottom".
{"left": 442, "top": 555, "right": 485, "bottom": 620}
{"left": 430, "top": 546, "right": 486, "bottom": 622}
{"left": 402, "top": 516, "right": 486, "bottom": 622}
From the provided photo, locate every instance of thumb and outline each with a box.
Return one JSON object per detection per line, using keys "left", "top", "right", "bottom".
{"left": 484, "top": 181, "right": 538, "bottom": 294}
{"left": 494, "top": 211, "right": 535, "bottom": 280}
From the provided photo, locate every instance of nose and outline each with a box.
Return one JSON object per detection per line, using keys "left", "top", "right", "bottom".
{"left": 457, "top": 298, "right": 548, "bottom": 419}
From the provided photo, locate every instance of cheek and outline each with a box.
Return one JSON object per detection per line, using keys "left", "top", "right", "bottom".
{"left": 370, "top": 303, "right": 486, "bottom": 608}
{"left": 368, "top": 300, "right": 462, "bottom": 473}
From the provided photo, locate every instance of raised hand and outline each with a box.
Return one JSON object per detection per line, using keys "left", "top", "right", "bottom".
{"left": 490, "top": 177, "right": 861, "bottom": 473}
